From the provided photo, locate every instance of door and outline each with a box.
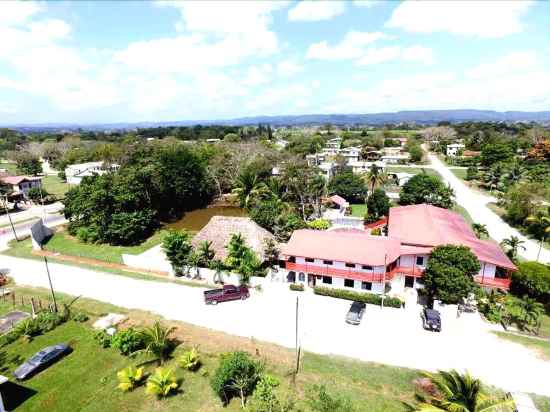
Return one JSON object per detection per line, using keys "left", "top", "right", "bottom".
{"left": 404, "top": 276, "right": 415, "bottom": 288}
{"left": 308, "top": 274, "right": 316, "bottom": 287}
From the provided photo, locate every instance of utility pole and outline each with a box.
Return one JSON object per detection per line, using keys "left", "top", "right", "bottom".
{"left": 2, "top": 195, "right": 18, "bottom": 241}
{"left": 43, "top": 256, "right": 58, "bottom": 312}
{"left": 294, "top": 296, "right": 301, "bottom": 376}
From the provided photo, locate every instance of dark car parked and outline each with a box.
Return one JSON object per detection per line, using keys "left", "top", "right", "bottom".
{"left": 204, "top": 284, "right": 249, "bottom": 305}
{"left": 421, "top": 308, "right": 441, "bottom": 332}
{"left": 13, "top": 343, "right": 70, "bottom": 380}
{"left": 345, "top": 301, "right": 366, "bottom": 325}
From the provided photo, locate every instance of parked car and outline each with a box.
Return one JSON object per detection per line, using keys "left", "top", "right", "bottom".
{"left": 204, "top": 284, "right": 249, "bottom": 305}
{"left": 13, "top": 343, "right": 70, "bottom": 380}
{"left": 421, "top": 308, "right": 441, "bottom": 332}
{"left": 345, "top": 301, "right": 366, "bottom": 325}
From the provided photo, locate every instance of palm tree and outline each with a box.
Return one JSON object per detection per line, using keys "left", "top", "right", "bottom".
{"left": 471, "top": 223, "right": 489, "bottom": 239}
{"left": 117, "top": 366, "right": 144, "bottom": 392}
{"left": 134, "top": 321, "right": 176, "bottom": 365}
{"left": 500, "top": 235, "right": 525, "bottom": 260}
{"left": 364, "top": 164, "right": 388, "bottom": 194}
{"left": 210, "top": 259, "right": 225, "bottom": 284}
{"left": 187, "top": 251, "right": 201, "bottom": 279}
{"left": 518, "top": 296, "right": 544, "bottom": 334}
{"left": 232, "top": 169, "right": 269, "bottom": 208}
{"left": 145, "top": 367, "right": 179, "bottom": 398}
{"left": 407, "top": 370, "right": 515, "bottom": 411}
{"left": 197, "top": 240, "right": 215, "bottom": 267}
{"left": 525, "top": 213, "right": 550, "bottom": 262}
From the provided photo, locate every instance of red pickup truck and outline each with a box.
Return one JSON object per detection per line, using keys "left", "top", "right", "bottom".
{"left": 204, "top": 285, "right": 250, "bottom": 305}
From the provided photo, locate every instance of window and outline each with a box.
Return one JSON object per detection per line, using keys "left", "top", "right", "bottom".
{"left": 323, "top": 260, "right": 333, "bottom": 265}
{"left": 288, "top": 256, "right": 296, "bottom": 263}
{"left": 345, "top": 263, "right": 355, "bottom": 268}
{"left": 361, "top": 265, "right": 373, "bottom": 270}
{"left": 298, "top": 273, "right": 305, "bottom": 282}
{"left": 322, "top": 276, "right": 332, "bottom": 284}
{"left": 361, "top": 282, "right": 372, "bottom": 291}
{"left": 344, "top": 279, "right": 354, "bottom": 288}
{"left": 305, "top": 258, "right": 314, "bottom": 263}
{"left": 416, "top": 256, "right": 424, "bottom": 266}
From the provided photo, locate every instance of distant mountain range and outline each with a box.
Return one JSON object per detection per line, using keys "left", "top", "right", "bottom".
{"left": 5, "top": 109, "right": 550, "bottom": 132}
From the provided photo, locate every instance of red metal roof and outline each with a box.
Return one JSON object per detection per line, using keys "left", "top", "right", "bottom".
{"left": 388, "top": 204, "right": 516, "bottom": 270}
{"left": 329, "top": 195, "right": 348, "bottom": 207}
{"left": 282, "top": 229, "right": 401, "bottom": 266}
{"left": 1, "top": 176, "right": 42, "bottom": 185}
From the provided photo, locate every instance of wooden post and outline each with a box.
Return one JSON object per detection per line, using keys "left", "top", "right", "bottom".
{"left": 11, "top": 292, "right": 15, "bottom": 308}
{"left": 30, "top": 297, "right": 37, "bottom": 318}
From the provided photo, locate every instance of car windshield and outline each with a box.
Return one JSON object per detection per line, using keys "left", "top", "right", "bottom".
{"left": 29, "top": 354, "right": 44, "bottom": 364}
{"left": 426, "top": 310, "right": 440, "bottom": 320}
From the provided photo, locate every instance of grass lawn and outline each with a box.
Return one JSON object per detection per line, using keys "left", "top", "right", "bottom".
{"left": 540, "top": 315, "right": 550, "bottom": 339}
{"left": 449, "top": 168, "right": 467, "bottom": 180}
{"left": 452, "top": 204, "right": 474, "bottom": 225}
{"left": 0, "top": 284, "right": 423, "bottom": 411}
{"left": 493, "top": 331, "right": 550, "bottom": 361}
{"left": 41, "top": 175, "right": 70, "bottom": 199}
{"left": 386, "top": 167, "right": 439, "bottom": 177}
{"left": 350, "top": 204, "right": 368, "bottom": 218}
{"left": 0, "top": 162, "right": 17, "bottom": 174}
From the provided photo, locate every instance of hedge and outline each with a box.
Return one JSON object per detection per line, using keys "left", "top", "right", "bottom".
{"left": 289, "top": 283, "right": 304, "bottom": 292}
{"left": 314, "top": 286, "right": 403, "bottom": 308}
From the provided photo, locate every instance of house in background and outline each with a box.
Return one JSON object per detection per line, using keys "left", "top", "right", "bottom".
{"left": 446, "top": 143, "right": 465, "bottom": 157}
{"left": 65, "top": 161, "right": 119, "bottom": 185}
{"left": 282, "top": 204, "right": 515, "bottom": 295}
{"left": 0, "top": 176, "right": 42, "bottom": 199}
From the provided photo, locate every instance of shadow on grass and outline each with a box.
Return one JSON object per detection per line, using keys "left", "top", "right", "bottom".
{"left": 1, "top": 381, "right": 38, "bottom": 410}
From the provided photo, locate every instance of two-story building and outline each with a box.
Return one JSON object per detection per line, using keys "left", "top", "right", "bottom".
{"left": 282, "top": 204, "right": 516, "bottom": 294}
{"left": 0, "top": 176, "right": 43, "bottom": 199}
{"left": 65, "top": 161, "right": 119, "bottom": 185}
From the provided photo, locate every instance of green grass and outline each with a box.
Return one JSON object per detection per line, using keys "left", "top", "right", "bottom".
{"left": 0, "top": 284, "right": 424, "bottom": 411}
{"left": 449, "top": 168, "right": 467, "bottom": 180}
{"left": 452, "top": 204, "right": 474, "bottom": 225}
{"left": 42, "top": 231, "right": 164, "bottom": 264}
{"left": 493, "top": 331, "right": 550, "bottom": 361}
{"left": 540, "top": 315, "right": 550, "bottom": 339}
{"left": 386, "top": 167, "right": 439, "bottom": 177}
{"left": 350, "top": 204, "right": 368, "bottom": 218}
{"left": 0, "top": 162, "right": 17, "bottom": 174}
{"left": 41, "top": 175, "right": 70, "bottom": 199}
{"left": 532, "top": 394, "right": 550, "bottom": 412}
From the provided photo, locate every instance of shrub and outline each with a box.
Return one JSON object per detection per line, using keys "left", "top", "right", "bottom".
{"left": 14, "top": 318, "right": 42, "bottom": 341}
{"left": 178, "top": 347, "right": 201, "bottom": 371}
{"left": 306, "top": 384, "right": 356, "bottom": 412}
{"left": 371, "top": 227, "right": 382, "bottom": 236}
{"left": 111, "top": 328, "right": 145, "bottom": 356}
{"left": 211, "top": 351, "right": 264, "bottom": 406}
{"left": 146, "top": 367, "right": 179, "bottom": 398}
{"left": 289, "top": 283, "right": 304, "bottom": 292}
{"left": 94, "top": 330, "right": 113, "bottom": 348}
{"left": 72, "top": 312, "right": 89, "bottom": 322}
{"left": 313, "top": 286, "right": 403, "bottom": 308}
{"left": 307, "top": 219, "right": 330, "bottom": 230}
{"left": 248, "top": 374, "right": 296, "bottom": 412}
{"left": 511, "top": 262, "right": 550, "bottom": 312}
{"left": 117, "top": 366, "right": 144, "bottom": 392}
{"left": 36, "top": 311, "right": 65, "bottom": 332}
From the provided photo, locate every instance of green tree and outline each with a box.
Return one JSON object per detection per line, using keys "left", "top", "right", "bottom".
{"left": 407, "top": 370, "right": 515, "bottom": 411}
{"left": 423, "top": 245, "right": 480, "bottom": 306}
{"left": 197, "top": 240, "right": 215, "bottom": 267}
{"left": 471, "top": 223, "right": 489, "bottom": 239}
{"left": 408, "top": 145, "right": 423, "bottom": 163}
{"left": 363, "top": 163, "right": 388, "bottom": 194}
{"left": 225, "top": 233, "right": 265, "bottom": 282}
{"left": 328, "top": 171, "right": 368, "bottom": 204}
{"left": 211, "top": 351, "right": 264, "bottom": 407}
{"left": 26, "top": 186, "right": 49, "bottom": 204}
{"left": 134, "top": 321, "right": 175, "bottom": 365}
{"left": 399, "top": 174, "right": 454, "bottom": 209}
{"left": 500, "top": 235, "right": 525, "bottom": 261}
{"left": 510, "top": 262, "right": 550, "bottom": 312}
{"left": 232, "top": 169, "right": 269, "bottom": 208}
{"left": 16, "top": 152, "right": 42, "bottom": 175}
{"left": 178, "top": 347, "right": 201, "bottom": 371}
{"left": 248, "top": 374, "right": 295, "bottom": 412}
{"left": 525, "top": 212, "right": 550, "bottom": 262}
{"left": 465, "top": 166, "right": 478, "bottom": 181}
{"left": 145, "top": 367, "right": 179, "bottom": 398}
{"left": 480, "top": 143, "right": 514, "bottom": 166}
{"left": 307, "top": 218, "right": 331, "bottom": 230}
{"left": 162, "top": 230, "right": 193, "bottom": 275}
{"left": 366, "top": 188, "right": 390, "bottom": 220}
{"left": 306, "top": 384, "right": 356, "bottom": 412}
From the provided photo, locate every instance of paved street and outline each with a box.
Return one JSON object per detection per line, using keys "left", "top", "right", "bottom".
{"left": 0, "top": 213, "right": 66, "bottom": 251}
{"left": 428, "top": 152, "right": 549, "bottom": 264}
{"left": 2, "top": 254, "right": 550, "bottom": 396}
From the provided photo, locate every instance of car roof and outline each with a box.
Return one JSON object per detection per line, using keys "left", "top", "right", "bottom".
{"left": 425, "top": 308, "right": 440, "bottom": 317}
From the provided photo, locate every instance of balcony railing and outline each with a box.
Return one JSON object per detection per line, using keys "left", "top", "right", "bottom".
{"left": 474, "top": 276, "right": 511, "bottom": 290}
{"left": 285, "top": 262, "right": 424, "bottom": 282}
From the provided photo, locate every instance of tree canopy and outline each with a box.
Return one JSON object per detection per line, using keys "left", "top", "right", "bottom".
{"left": 328, "top": 170, "right": 367, "bottom": 204}
{"left": 399, "top": 174, "right": 454, "bottom": 209}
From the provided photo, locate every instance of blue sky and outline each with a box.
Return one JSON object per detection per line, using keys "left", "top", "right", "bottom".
{"left": 0, "top": 0, "right": 549, "bottom": 124}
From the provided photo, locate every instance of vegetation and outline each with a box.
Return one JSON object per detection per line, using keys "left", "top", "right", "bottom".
{"left": 399, "top": 174, "right": 454, "bottom": 209}
{"left": 314, "top": 286, "right": 403, "bottom": 308}
{"left": 289, "top": 283, "right": 304, "bottom": 292}
{"left": 471, "top": 223, "right": 489, "bottom": 239}
{"left": 510, "top": 262, "right": 550, "bottom": 313}
{"left": 117, "top": 366, "right": 145, "bottom": 392}
{"left": 423, "top": 245, "right": 480, "bottom": 305}
{"left": 15, "top": 152, "right": 42, "bottom": 175}
{"left": 162, "top": 230, "right": 194, "bottom": 275}
{"left": 328, "top": 170, "right": 368, "bottom": 204}
{"left": 146, "top": 367, "right": 179, "bottom": 398}
{"left": 134, "top": 321, "right": 176, "bottom": 365}
{"left": 178, "top": 347, "right": 201, "bottom": 371}
{"left": 225, "top": 233, "right": 265, "bottom": 282}
{"left": 366, "top": 188, "right": 391, "bottom": 222}
{"left": 307, "top": 218, "right": 330, "bottom": 230}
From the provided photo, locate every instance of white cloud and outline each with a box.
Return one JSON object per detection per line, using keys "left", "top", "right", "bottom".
{"left": 401, "top": 45, "right": 434, "bottom": 65}
{"left": 288, "top": 1, "right": 345, "bottom": 22}
{"left": 0, "top": 1, "right": 42, "bottom": 25}
{"left": 276, "top": 60, "right": 304, "bottom": 77}
{"left": 244, "top": 64, "right": 273, "bottom": 86}
{"left": 306, "top": 31, "right": 387, "bottom": 60}
{"left": 386, "top": 1, "right": 533, "bottom": 38}
{"left": 356, "top": 46, "right": 400, "bottom": 65}
{"left": 353, "top": 0, "right": 381, "bottom": 8}
{"left": 466, "top": 51, "right": 539, "bottom": 79}
{"left": 0, "top": 102, "right": 18, "bottom": 114}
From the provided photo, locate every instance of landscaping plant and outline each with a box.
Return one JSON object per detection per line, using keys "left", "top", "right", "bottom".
{"left": 178, "top": 347, "right": 201, "bottom": 371}
{"left": 145, "top": 367, "right": 179, "bottom": 398}
{"left": 117, "top": 366, "right": 144, "bottom": 392}
{"left": 134, "top": 321, "right": 175, "bottom": 365}
{"left": 314, "top": 286, "right": 403, "bottom": 308}
{"left": 111, "top": 328, "right": 145, "bottom": 356}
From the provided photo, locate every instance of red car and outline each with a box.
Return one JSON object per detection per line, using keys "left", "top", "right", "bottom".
{"left": 204, "top": 285, "right": 249, "bottom": 305}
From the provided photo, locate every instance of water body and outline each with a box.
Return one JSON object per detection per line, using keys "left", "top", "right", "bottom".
{"left": 166, "top": 206, "right": 246, "bottom": 232}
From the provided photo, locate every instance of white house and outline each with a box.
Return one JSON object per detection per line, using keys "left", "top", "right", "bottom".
{"left": 446, "top": 143, "right": 465, "bottom": 157}
{"left": 0, "top": 176, "right": 42, "bottom": 198}
{"left": 65, "top": 161, "right": 120, "bottom": 185}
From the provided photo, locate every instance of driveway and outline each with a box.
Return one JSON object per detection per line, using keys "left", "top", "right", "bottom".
{"left": 3, "top": 254, "right": 550, "bottom": 396}
{"left": 428, "top": 152, "right": 549, "bottom": 264}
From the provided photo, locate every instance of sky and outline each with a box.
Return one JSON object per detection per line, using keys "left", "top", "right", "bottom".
{"left": 0, "top": 0, "right": 549, "bottom": 124}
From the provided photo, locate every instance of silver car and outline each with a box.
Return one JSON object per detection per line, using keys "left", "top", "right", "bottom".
{"left": 13, "top": 343, "right": 70, "bottom": 380}
{"left": 345, "top": 301, "right": 366, "bottom": 325}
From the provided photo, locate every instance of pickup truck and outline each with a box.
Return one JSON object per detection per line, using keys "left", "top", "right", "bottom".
{"left": 204, "top": 285, "right": 249, "bottom": 305}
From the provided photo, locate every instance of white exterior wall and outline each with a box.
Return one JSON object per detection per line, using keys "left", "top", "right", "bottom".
{"left": 478, "top": 262, "right": 496, "bottom": 278}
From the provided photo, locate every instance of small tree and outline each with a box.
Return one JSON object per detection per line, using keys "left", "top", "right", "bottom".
{"left": 263, "top": 238, "right": 280, "bottom": 269}
{"left": 211, "top": 351, "right": 264, "bottom": 407}
{"left": 210, "top": 259, "right": 226, "bottom": 284}
{"left": 16, "top": 153, "right": 42, "bottom": 176}
{"left": 162, "top": 230, "right": 193, "bottom": 275}
{"left": 399, "top": 174, "right": 454, "bottom": 209}
{"left": 471, "top": 223, "right": 489, "bottom": 239}
{"left": 197, "top": 240, "right": 215, "bottom": 267}
{"left": 306, "top": 384, "right": 355, "bottom": 412}
{"left": 27, "top": 187, "right": 49, "bottom": 204}
{"left": 145, "top": 367, "right": 179, "bottom": 398}
{"left": 423, "top": 245, "right": 480, "bottom": 306}
{"left": 366, "top": 188, "right": 390, "bottom": 220}
{"left": 510, "top": 262, "right": 550, "bottom": 311}
{"left": 178, "top": 347, "right": 201, "bottom": 371}
{"left": 134, "top": 321, "right": 175, "bottom": 365}
{"left": 500, "top": 235, "right": 525, "bottom": 261}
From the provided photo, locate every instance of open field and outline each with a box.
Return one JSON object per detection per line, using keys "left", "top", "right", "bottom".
{"left": 350, "top": 204, "right": 368, "bottom": 217}
{"left": 449, "top": 168, "right": 467, "bottom": 180}
{"left": 41, "top": 175, "right": 70, "bottom": 199}
{"left": 0, "top": 162, "right": 17, "bottom": 174}
{"left": 0, "top": 284, "right": 423, "bottom": 411}
{"left": 386, "top": 166, "right": 439, "bottom": 177}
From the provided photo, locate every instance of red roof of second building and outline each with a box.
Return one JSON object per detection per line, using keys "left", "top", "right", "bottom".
{"left": 282, "top": 229, "right": 401, "bottom": 266}
{"left": 1, "top": 176, "right": 42, "bottom": 185}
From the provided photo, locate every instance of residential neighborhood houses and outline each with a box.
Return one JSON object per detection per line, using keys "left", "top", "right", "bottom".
{"left": 65, "top": 161, "right": 120, "bottom": 185}
{"left": 0, "top": 175, "right": 42, "bottom": 200}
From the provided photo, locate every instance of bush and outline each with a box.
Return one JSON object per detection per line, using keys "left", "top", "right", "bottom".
{"left": 306, "top": 384, "right": 356, "bottom": 412}
{"left": 211, "top": 351, "right": 264, "bottom": 406}
{"left": 289, "top": 283, "right": 304, "bottom": 292}
{"left": 72, "top": 312, "right": 89, "bottom": 322}
{"left": 314, "top": 286, "right": 403, "bottom": 308}
{"left": 117, "top": 366, "right": 144, "bottom": 392}
{"left": 146, "top": 367, "right": 179, "bottom": 398}
{"left": 178, "top": 347, "right": 201, "bottom": 371}
{"left": 511, "top": 262, "right": 550, "bottom": 312}
{"left": 307, "top": 219, "right": 330, "bottom": 230}
{"left": 371, "top": 227, "right": 382, "bottom": 236}
{"left": 94, "top": 330, "right": 113, "bottom": 348}
{"left": 36, "top": 311, "right": 65, "bottom": 332}
{"left": 111, "top": 328, "right": 145, "bottom": 356}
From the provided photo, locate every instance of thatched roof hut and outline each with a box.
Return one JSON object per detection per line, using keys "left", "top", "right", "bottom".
{"left": 191, "top": 216, "right": 275, "bottom": 262}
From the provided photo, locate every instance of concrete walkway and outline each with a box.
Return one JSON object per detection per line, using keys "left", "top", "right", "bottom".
{"left": 428, "top": 152, "right": 549, "bottom": 264}
{"left": 2, "top": 254, "right": 550, "bottom": 396}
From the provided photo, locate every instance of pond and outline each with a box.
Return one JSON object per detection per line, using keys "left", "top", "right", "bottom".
{"left": 165, "top": 206, "right": 246, "bottom": 232}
